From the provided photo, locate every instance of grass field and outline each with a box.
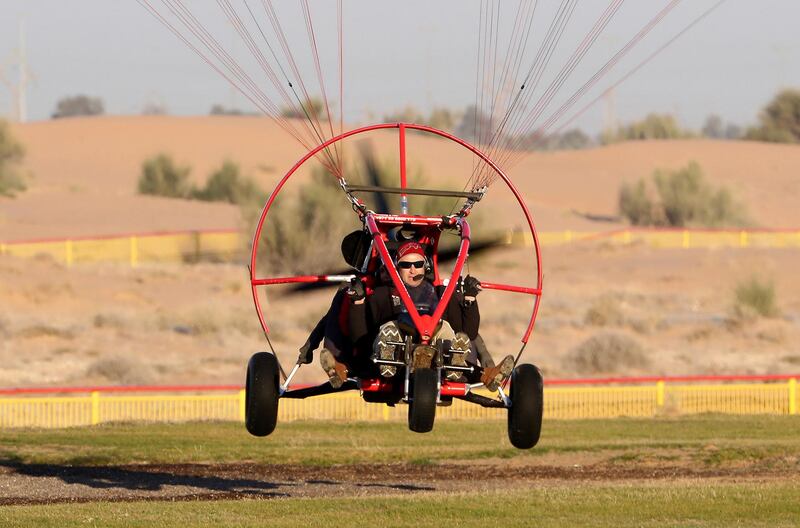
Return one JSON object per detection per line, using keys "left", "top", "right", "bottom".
{"left": 4, "top": 484, "right": 800, "bottom": 528}
{"left": 2, "top": 415, "right": 799, "bottom": 466}
{"left": 1, "top": 416, "right": 799, "bottom": 527}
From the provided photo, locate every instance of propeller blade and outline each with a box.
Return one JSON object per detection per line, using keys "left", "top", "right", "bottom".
{"left": 283, "top": 235, "right": 507, "bottom": 295}
{"left": 357, "top": 141, "right": 390, "bottom": 214}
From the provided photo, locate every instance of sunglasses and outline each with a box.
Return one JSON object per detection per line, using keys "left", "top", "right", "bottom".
{"left": 398, "top": 260, "right": 425, "bottom": 270}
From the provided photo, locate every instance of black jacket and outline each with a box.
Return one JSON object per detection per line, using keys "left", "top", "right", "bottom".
{"left": 348, "top": 282, "right": 480, "bottom": 346}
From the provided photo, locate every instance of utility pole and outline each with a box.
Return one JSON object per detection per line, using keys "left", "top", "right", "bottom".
{"left": 1, "top": 20, "right": 32, "bottom": 122}
{"left": 603, "top": 87, "right": 617, "bottom": 135}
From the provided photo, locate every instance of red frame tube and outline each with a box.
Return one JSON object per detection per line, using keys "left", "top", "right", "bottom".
{"left": 249, "top": 122, "right": 543, "bottom": 343}
{"left": 365, "top": 214, "right": 471, "bottom": 343}
{"left": 251, "top": 275, "right": 349, "bottom": 286}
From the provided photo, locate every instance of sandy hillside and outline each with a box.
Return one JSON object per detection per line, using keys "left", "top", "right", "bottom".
{"left": 2, "top": 116, "right": 800, "bottom": 243}
{"left": 1, "top": 116, "right": 799, "bottom": 388}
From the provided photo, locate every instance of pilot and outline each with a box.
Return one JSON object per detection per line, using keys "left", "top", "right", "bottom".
{"left": 346, "top": 240, "right": 514, "bottom": 391}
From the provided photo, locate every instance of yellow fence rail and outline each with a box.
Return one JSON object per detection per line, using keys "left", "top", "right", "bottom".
{"left": 513, "top": 228, "right": 800, "bottom": 249}
{"left": 1, "top": 378, "right": 796, "bottom": 429}
{"left": 2, "top": 228, "right": 799, "bottom": 268}
{"left": 0, "top": 230, "right": 243, "bottom": 267}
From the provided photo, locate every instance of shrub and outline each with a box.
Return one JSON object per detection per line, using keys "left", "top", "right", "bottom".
{"left": 564, "top": 332, "right": 650, "bottom": 375}
{"left": 86, "top": 355, "right": 153, "bottom": 385}
{"left": 734, "top": 276, "right": 779, "bottom": 319}
{"left": 0, "top": 119, "right": 27, "bottom": 197}
{"left": 618, "top": 179, "right": 658, "bottom": 226}
{"left": 280, "top": 97, "right": 325, "bottom": 119}
{"left": 138, "top": 154, "right": 192, "bottom": 198}
{"left": 602, "top": 113, "right": 693, "bottom": 143}
{"left": 619, "top": 162, "right": 749, "bottom": 227}
{"left": 192, "top": 160, "right": 264, "bottom": 205}
{"left": 52, "top": 95, "right": 104, "bottom": 118}
{"left": 584, "top": 295, "right": 625, "bottom": 327}
{"left": 745, "top": 89, "right": 800, "bottom": 143}
{"left": 249, "top": 167, "right": 359, "bottom": 275}
{"left": 249, "top": 153, "right": 453, "bottom": 276}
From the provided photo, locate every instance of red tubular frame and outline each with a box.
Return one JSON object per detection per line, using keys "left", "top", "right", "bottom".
{"left": 249, "top": 122, "right": 543, "bottom": 344}
{"left": 365, "top": 214, "right": 471, "bottom": 343}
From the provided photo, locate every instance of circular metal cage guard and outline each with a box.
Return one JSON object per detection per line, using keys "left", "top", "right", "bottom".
{"left": 249, "top": 122, "right": 543, "bottom": 345}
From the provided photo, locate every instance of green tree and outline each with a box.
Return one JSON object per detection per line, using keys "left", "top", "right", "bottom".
{"left": 746, "top": 89, "right": 800, "bottom": 143}
{"left": 0, "top": 119, "right": 27, "bottom": 198}
{"left": 52, "top": 95, "right": 105, "bottom": 119}
{"left": 137, "top": 154, "right": 192, "bottom": 198}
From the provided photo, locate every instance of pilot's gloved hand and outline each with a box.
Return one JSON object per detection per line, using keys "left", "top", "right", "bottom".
{"left": 347, "top": 278, "right": 366, "bottom": 302}
{"left": 463, "top": 275, "right": 482, "bottom": 298}
{"left": 297, "top": 340, "right": 314, "bottom": 364}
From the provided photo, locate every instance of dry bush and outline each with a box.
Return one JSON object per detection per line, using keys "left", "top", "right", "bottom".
{"left": 733, "top": 276, "right": 779, "bottom": 319}
{"left": 192, "top": 160, "right": 264, "bottom": 205}
{"left": 619, "top": 162, "right": 749, "bottom": 228}
{"left": 583, "top": 295, "right": 625, "bottom": 327}
{"left": 86, "top": 355, "right": 153, "bottom": 385}
{"left": 564, "top": 332, "right": 650, "bottom": 375}
{"left": 93, "top": 313, "right": 127, "bottom": 330}
{"left": 602, "top": 113, "right": 693, "bottom": 143}
{"left": 138, "top": 153, "right": 192, "bottom": 198}
{"left": 16, "top": 324, "right": 75, "bottom": 339}
{"left": 0, "top": 119, "right": 27, "bottom": 198}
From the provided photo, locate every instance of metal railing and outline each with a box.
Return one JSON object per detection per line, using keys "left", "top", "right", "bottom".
{"left": 1, "top": 375, "right": 796, "bottom": 429}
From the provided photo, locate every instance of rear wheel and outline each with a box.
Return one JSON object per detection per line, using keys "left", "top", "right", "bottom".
{"left": 245, "top": 352, "right": 280, "bottom": 437}
{"left": 408, "top": 368, "right": 438, "bottom": 433}
{"left": 507, "top": 363, "right": 543, "bottom": 449}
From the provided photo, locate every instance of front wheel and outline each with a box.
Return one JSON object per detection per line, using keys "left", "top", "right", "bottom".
{"left": 507, "top": 363, "right": 543, "bottom": 449}
{"left": 245, "top": 352, "right": 280, "bottom": 437}
{"left": 408, "top": 368, "right": 438, "bottom": 433}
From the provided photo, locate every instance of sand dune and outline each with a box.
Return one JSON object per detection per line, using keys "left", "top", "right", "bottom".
{"left": 3, "top": 116, "right": 799, "bottom": 242}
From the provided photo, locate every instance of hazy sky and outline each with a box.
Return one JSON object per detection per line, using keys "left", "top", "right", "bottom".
{"left": 1, "top": 1, "right": 799, "bottom": 134}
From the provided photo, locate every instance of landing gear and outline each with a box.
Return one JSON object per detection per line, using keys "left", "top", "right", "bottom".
{"left": 507, "top": 364, "right": 543, "bottom": 449}
{"left": 408, "top": 367, "right": 438, "bottom": 433}
{"left": 245, "top": 352, "right": 280, "bottom": 437}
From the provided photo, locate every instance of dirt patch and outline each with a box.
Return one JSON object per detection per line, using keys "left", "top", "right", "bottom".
{"left": 0, "top": 462, "right": 794, "bottom": 506}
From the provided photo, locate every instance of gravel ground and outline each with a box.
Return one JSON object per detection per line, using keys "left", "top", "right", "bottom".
{"left": 0, "top": 462, "right": 794, "bottom": 506}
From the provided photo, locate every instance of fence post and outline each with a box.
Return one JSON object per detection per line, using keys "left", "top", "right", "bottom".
{"left": 382, "top": 405, "right": 390, "bottom": 422}
{"left": 790, "top": 378, "right": 797, "bottom": 416}
{"left": 682, "top": 230, "right": 690, "bottom": 249}
{"left": 91, "top": 391, "right": 100, "bottom": 425}
{"left": 238, "top": 389, "right": 246, "bottom": 422}
{"left": 656, "top": 380, "right": 665, "bottom": 409}
{"left": 65, "top": 239, "right": 74, "bottom": 267}
{"left": 130, "top": 236, "right": 138, "bottom": 268}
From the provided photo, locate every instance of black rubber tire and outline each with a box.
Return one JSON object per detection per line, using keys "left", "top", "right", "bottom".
{"left": 408, "top": 368, "right": 438, "bottom": 433}
{"left": 507, "top": 363, "right": 543, "bottom": 449}
{"left": 245, "top": 352, "right": 280, "bottom": 437}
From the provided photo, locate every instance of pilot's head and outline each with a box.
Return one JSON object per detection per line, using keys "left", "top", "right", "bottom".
{"left": 396, "top": 241, "right": 427, "bottom": 288}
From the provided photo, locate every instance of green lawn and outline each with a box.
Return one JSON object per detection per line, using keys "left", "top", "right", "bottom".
{"left": 1, "top": 415, "right": 799, "bottom": 466}
{"left": 3, "top": 483, "right": 799, "bottom": 528}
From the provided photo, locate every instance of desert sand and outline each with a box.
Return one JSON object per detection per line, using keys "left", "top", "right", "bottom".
{"left": 1, "top": 116, "right": 798, "bottom": 388}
